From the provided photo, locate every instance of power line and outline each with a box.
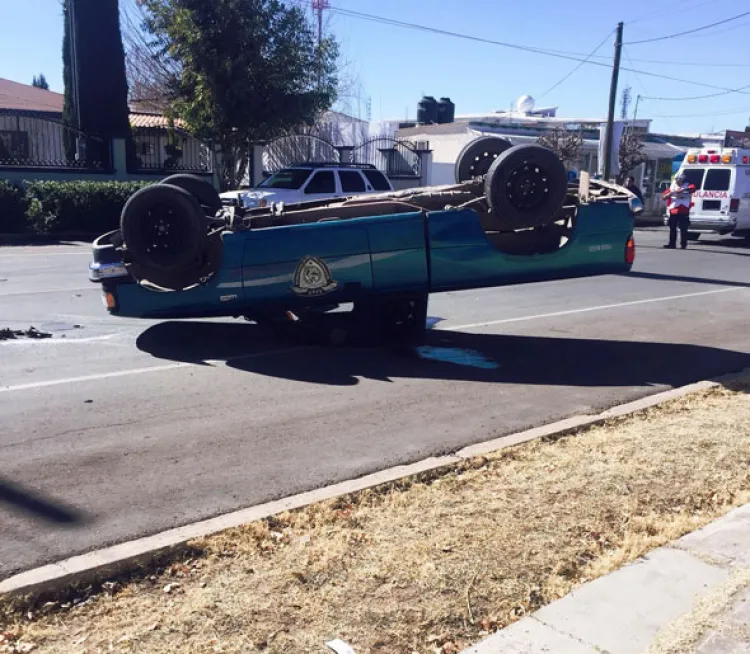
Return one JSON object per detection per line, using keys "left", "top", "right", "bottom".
{"left": 295, "top": 0, "right": 749, "bottom": 68}
{"left": 329, "top": 6, "right": 750, "bottom": 96}
{"left": 625, "top": 10, "right": 750, "bottom": 44}
{"left": 548, "top": 50, "right": 750, "bottom": 68}
{"left": 329, "top": 6, "right": 612, "bottom": 62}
{"left": 538, "top": 30, "right": 615, "bottom": 99}
{"left": 626, "top": 0, "right": 732, "bottom": 26}
{"left": 623, "top": 47, "right": 649, "bottom": 96}
{"left": 680, "top": 18, "right": 750, "bottom": 40}
{"left": 652, "top": 106, "right": 750, "bottom": 119}
{"left": 639, "top": 84, "right": 750, "bottom": 102}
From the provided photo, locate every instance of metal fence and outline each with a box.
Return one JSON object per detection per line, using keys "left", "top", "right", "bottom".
{"left": 0, "top": 111, "right": 110, "bottom": 170}
{"left": 263, "top": 134, "right": 340, "bottom": 174}
{"left": 131, "top": 128, "right": 213, "bottom": 173}
{"left": 349, "top": 137, "right": 421, "bottom": 178}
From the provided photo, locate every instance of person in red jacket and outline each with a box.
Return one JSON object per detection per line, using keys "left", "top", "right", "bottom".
{"left": 662, "top": 172, "right": 695, "bottom": 249}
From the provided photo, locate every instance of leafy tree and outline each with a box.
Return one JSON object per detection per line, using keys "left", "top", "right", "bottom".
{"left": 64, "top": 0, "right": 133, "bottom": 165}
{"left": 617, "top": 131, "right": 648, "bottom": 183}
{"left": 32, "top": 74, "right": 50, "bottom": 90}
{"left": 537, "top": 128, "right": 583, "bottom": 168}
{"left": 140, "top": 0, "right": 339, "bottom": 189}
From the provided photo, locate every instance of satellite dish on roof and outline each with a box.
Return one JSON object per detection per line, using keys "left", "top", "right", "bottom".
{"left": 517, "top": 95, "right": 535, "bottom": 114}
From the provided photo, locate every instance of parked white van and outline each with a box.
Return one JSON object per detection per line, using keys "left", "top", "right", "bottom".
{"left": 667, "top": 147, "right": 750, "bottom": 240}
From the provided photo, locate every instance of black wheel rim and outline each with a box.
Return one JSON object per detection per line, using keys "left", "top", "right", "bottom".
{"left": 505, "top": 161, "right": 550, "bottom": 210}
{"left": 140, "top": 202, "right": 191, "bottom": 266}
{"left": 467, "top": 150, "right": 502, "bottom": 178}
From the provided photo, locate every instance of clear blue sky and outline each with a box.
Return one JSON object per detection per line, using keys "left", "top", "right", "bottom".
{"left": 2, "top": 0, "right": 749, "bottom": 134}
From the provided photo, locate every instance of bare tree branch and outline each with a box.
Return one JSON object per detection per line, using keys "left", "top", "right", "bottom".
{"left": 119, "top": 0, "right": 179, "bottom": 106}
{"left": 537, "top": 128, "right": 583, "bottom": 168}
{"left": 618, "top": 132, "right": 648, "bottom": 183}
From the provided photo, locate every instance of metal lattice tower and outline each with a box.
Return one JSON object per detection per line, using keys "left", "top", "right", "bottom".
{"left": 311, "top": 0, "right": 330, "bottom": 46}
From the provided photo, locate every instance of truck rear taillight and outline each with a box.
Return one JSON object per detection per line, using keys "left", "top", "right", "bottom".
{"left": 698, "top": 155, "right": 709, "bottom": 163}
{"left": 710, "top": 155, "right": 720, "bottom": 163}
{"left": 625, "top": 236, "right": 635, "bottom": 265}
{"left": 730, "top": 198, "right": 740, "bottom": 213}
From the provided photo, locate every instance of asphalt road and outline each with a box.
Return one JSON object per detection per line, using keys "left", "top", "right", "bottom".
{"left": 1, "top": 229, "right": 750, "bottom": 579}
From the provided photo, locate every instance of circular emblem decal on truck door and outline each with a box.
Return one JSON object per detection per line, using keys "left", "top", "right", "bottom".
{"left": 291, "top": 255, "right": 339, "bottom": 296}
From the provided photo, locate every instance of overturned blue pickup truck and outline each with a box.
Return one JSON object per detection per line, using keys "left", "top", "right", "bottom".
{"left": 90, "top": 138, "right": 640, "bottom": 340}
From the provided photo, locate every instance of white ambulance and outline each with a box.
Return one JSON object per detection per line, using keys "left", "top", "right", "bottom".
{"left": 667, "top": 147, "right": 750, "bottom": 239}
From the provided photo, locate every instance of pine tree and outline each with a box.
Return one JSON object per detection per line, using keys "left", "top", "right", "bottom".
{"left": 66, "top": 0, "right": 132, "bottom": 164}
{"left": 62, "top": 1, "right": 78, "bottom": 161}
{"left": 32, "top": 74, "right": 50, "bottom": 90}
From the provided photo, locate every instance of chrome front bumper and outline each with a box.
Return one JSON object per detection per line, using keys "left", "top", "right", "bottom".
{"left": 89, "top": 261, "right": 128, "bottom": 282}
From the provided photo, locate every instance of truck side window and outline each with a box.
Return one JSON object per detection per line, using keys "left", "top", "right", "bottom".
{"left": 363, "top": 169, "right": 391, "bottom": 191}
{"left": 703, "top": 169, "right": 731, "bottom": 191}
{"left": 338, "top": 170, "right": 367, "bottom": 193}
{"left": 304, "top": 171, "right": 336, "bottom": 194}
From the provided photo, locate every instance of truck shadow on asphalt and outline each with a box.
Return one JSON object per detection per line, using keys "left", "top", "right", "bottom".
{"left": 638, "top": 238, "right": 750, "bottom": 258}
{"left": 623, "top": 271, "right": 750, "bottom": 288}
{"left": 0, "top": 479, "right": 87, "bottom": 526}
{"left": 136, "top": 320, "right": 750, "bottom": 390}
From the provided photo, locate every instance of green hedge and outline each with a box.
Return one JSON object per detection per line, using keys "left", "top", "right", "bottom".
{"left": 0, "top": 180, "right": 30, "bottom": 233}
{"left": 24, "top": 180, "right": 152, "bottom": 234}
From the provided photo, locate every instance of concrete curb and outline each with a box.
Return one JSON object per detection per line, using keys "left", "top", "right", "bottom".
{"left": 461, "top": 504, "right": 750, "bottom": 653}
{"left": 1, "top": 369, "right": 747, "bottom": 600}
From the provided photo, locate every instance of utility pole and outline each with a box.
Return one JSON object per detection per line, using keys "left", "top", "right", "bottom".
{"left": 603, "top": 22, "right": 623, "bottom": 181}
{"left": 311, "top": 0, "right": 329, "bottom": 86}
{"left": 312, "top": 0, "right": 329, "bottom": 48}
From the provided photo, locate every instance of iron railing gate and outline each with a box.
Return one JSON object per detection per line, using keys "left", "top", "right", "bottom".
{"left": 0, "top": 111, "right": 110, "bottom": 170}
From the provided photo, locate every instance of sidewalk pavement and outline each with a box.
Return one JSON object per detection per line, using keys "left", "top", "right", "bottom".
{"left": 462, "top": 504, "right": 750, "bottom": 654}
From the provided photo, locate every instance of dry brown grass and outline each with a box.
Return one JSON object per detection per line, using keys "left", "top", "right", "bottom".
{"left": 2, "top": 380, "right": 750, "bottom": 654}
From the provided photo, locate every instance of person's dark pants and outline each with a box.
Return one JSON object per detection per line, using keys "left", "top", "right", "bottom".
{"left": 667, "top": 214, "right": 690, "bottom": 248}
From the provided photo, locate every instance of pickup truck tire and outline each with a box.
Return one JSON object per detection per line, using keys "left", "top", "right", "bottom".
{"left": 160, "top": 174, "right": 222, "bottom": 216}
{"left": 484, "top": 144, "right": 567, "bottom": 230}
{"left": 121, "top": 184, "right": 207, "bottom": 272}
{"left": 370, "top": 295, "right": 429, "bottom": 343}
{"left": 455, "top": 136, "right": 513, "bottom": 183}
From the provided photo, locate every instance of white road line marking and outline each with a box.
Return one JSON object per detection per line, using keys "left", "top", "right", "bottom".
{"left": 446, "top": 287, "right": 745, "bottom": 331}
{"left": 0, "top": 251, "right": 89, "bottom": 258}
{"left": 1, "top": 334, "right": 121, "bottom": 345}
{"left": 0, "top": 347, "right": 302, "bottom": 394}
{"left": 0, "top": 287, "right": 94, "bottom": 298}
{"left": 1, "top": 287, "right": 745, "bottom": 392}
{"left": 0, "top": 364, "right": 188, "bottom": 393}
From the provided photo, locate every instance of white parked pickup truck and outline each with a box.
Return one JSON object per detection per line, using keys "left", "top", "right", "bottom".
{"left": 220, "top": 163, "right": 394, "bottom": 210}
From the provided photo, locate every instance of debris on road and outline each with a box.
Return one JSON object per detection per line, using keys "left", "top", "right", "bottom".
{"left": 0, "top": 327, "right": 52, "bottom": 341}
{"left": 2, "top": 377, "right": 750, "bottom": 653}
{"left": 326, "top": 638, "right": 356, "bottom": 654}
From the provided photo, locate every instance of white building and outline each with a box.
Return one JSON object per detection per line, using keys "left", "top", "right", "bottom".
{"left": 391, "top": 95, "right": 695, "bottom": 214}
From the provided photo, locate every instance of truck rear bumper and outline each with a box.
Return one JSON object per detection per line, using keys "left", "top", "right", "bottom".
{"left": 663, "top": 215, "right": 737, "bottom": 233}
